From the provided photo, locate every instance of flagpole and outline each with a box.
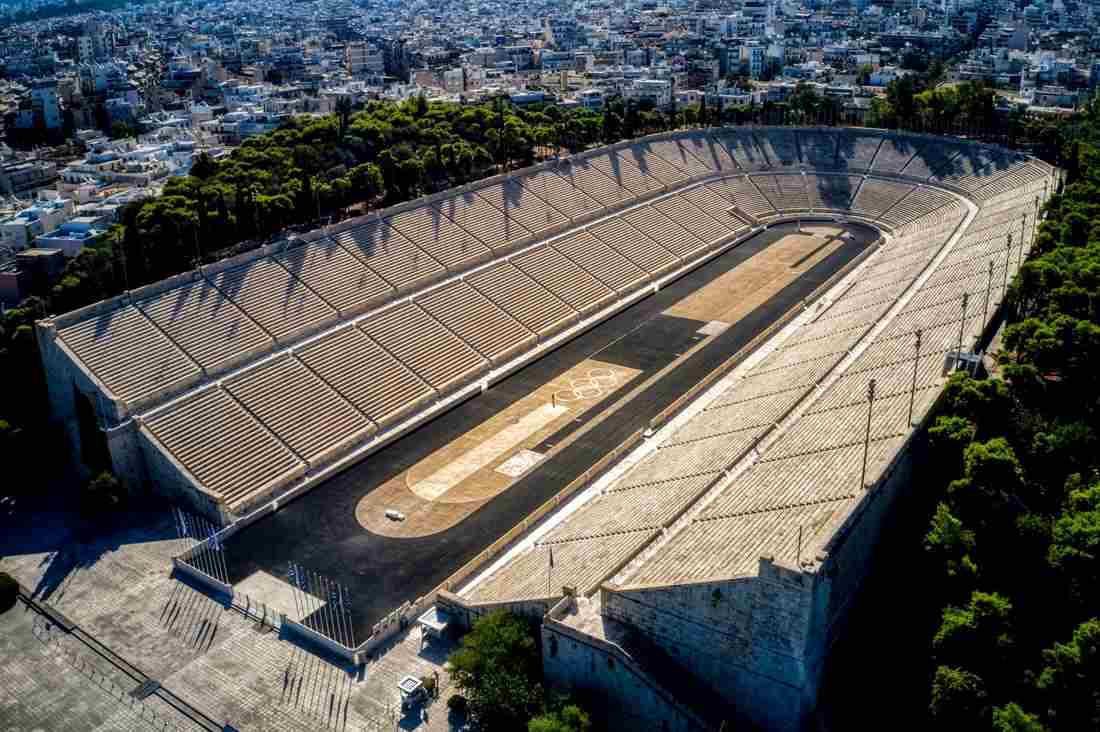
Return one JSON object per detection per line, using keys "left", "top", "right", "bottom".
{"left": 320, "top": 574, "right": 332, "bottom": 641}
{"left": 193, "top": 518, "right": 212, "bottom": 579}
{"left": 343, "top": 584, "right": 356, "bottom": 647}
{"left": 288, "top": 563, "right": 302, "bottom": 621}
{"left": 207, "top": 519, "right": 224, "bottom": 583}
{"left": 324, "top": 575, "right": 338, "bottom": 643}
{"left": 208, "top": 519, "right": 221, "bottom": 582}
{"left": 191, "top": 515, "right": 209, "bottom": 578}
{"left": 333, "top": 580, "right": 349, "bottom": 647}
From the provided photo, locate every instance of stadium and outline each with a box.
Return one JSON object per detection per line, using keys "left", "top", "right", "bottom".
{"left": 37, "top": 126, "right": 1056, "bottom": 730}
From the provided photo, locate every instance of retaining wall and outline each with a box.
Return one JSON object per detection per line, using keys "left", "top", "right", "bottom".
{"left": 600, "top": 560, "right": 813, "bottom": 731}
{"left": 542, "top": 595, "right": 712, "bottom": 732}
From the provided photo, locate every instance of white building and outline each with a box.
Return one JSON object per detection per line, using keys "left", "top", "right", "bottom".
{"left": 77, "top": 35, "right": 95, "bottom": 62}
{"left": 443, "top": 67, "right": 465, "bottom": 94}
{"left": 870, "top": 66, "right": 907, "bottom": 86}
{"left": 675, "top": 89, "right": 706, "bottom": 106}
{"left": 190, "top": 102, "right": 215, "bottom": 127}
{"left": 628, "top": 79, "right": 672, "bottom": 108}
{"left": 30, "top": 79, "right": 62, "bottom": 130}
{"left": 740, "top": 43, "right": 766, "bottom": 79}
{"left": 34, "top": 217, "right": 109, "bottom": 257}
{"left": 0, "top": 159, "right": 59, "bottom": 194}
{"left": 345, "top": 42, "right": 384, "bottom": 77}
{"left": 0, "top": 199, "right": 74, "bottom": 251}
{"left": 578, "top": 88, "right": 605, "bottom": 110}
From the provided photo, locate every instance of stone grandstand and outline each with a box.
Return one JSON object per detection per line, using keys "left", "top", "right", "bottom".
{"left": 443, "top": 141, "right": 1054, "bottom": 730}
{"left": 37, "top": 128, "right": 1050, "bottom": 522}
{"left": 36, "top": 127, "right": 1054, "bottom": 729}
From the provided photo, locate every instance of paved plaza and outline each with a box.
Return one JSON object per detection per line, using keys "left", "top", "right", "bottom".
{"left": 0, "top": 504, "right": 461, "bottom": 731}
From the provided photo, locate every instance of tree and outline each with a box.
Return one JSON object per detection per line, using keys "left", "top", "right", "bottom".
{"left": 0, "top": 571, "right": 16, "bottom": 614}
{"left": 109, "top": 120, "right": 138, "bottom": 140}
{"left": 789, "top": 83, "right": 820, "bottom": 124}
{"left": 901, "top": 49, "right": 930, "bottom": 72}
{"left": 190, "top": 151, "right": 218, "bottom": 180}
{"left": 77, "top": 471, "right": 124, "bottom": 520}
{"left": 887, "top": 75, "right": 920, "bottom": 129}
{"left": 50, "top": 243, "right": 122, "bottom": 314}
{"left": 136, "top": 196, "right": 200, "bottom": 275}
{"left": 1034, "top": 619, "right": 1100, "bottom": 730}
{"left": 930, "top": 666, "right": 988, "bottom": 727}
{"left": 624, "top": 99, "right": 638, "bottom": 140}
{"left": 946, "top": 438, "right": 1026, "bottom": 535}
{"left": 448, "top": 612, "right": 544, "bottom": 730}
{"left": 759, "top": 58, "right": 780, "bottom": 82}
{"left": 335, "top": 96, "right": 353, "bottom": 142}
{"left": 347, "top": 161, "right": 384, "bottom": 203}
{"left": 925, "top": 502, "right": 979, "bottom": 585}
{"left": 529, "top": 705, "right": 591, "bottom": 732}
{"left": 993, "top": 703, "right": 1048, "bottom": 732}
{"left": 1048, "top": 482, "right": 1100, "bottom": 610}
{"left": 910, "top": 106, "right": 1100, "bottom": 731}
{"left": 933, "top": 591, "right": 1014, "bottom": 683}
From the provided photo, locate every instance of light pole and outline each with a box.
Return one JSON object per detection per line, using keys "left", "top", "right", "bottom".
{"left": 1002, "top": 232, "right": 1013, "bottom": 296}
{"left": 956, "top": 292, "right": 969, "bottom": 365}
{"left": 982, "top": 260, "right": 994, "bottom": 333}
{"left": 192, "top": 225, "right": 202, "bottom": 270}
{"left": 860, "top": 379, "right": 876, "bottom": 491}
{"left": 908, "top": 329, "right": 922, "bottom": 426}
{"left": 1019, "top": 213, "right": 1027, "bottom": 271}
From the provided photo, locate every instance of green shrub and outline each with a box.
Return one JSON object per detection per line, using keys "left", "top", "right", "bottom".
{"left": 447, "top": 611, "right": 544, "bottom": 729}
{"left": 0, "top": 571, "right": 19, "bottom": 614}
{"left": 77, "top": 471, "right": 124, "bottom": 519}
{"left": 529, "top": 704, "right": 591, "bottom": 732}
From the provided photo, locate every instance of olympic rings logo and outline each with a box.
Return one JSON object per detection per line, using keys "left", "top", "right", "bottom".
{"left": 553, "top": 368, "right": 619, "bottom": 403}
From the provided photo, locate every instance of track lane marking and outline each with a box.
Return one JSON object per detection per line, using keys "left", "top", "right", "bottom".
{"left": 411, "top": 403, "right": 570, "bottom": 500}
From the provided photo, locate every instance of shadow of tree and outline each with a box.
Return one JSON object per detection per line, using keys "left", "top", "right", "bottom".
{"left": 0, "top": 501, "right": 181, "bottom": 606}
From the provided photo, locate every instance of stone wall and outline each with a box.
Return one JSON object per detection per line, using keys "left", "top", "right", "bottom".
{"left": 35, "top": 320, "right": 85, "bottom": 475}
{"left": 103, "top": 420, "right": 148, "bottom": 493}
{"left": 34, "top": 319, "right": 128, "bottom": 482}
{"left": 601, "top": 558, "right": 815, "bottom": 731}
{"left": 436, "top": 590, "right": 552, "bottom": 632}
{"left": 590, "top": 435, "right": 929, "bottom": 731}
{"left": 542, "top": 597, "right": 710, "bottom": 732}
{"left": 804, "top": 414, "right": 931, "bottom": 697}
{"left": 135, "top": 421, "right": 229, "bottom": 523}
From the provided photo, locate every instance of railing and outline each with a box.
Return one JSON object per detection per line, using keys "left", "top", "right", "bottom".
{"left": 17, "top": 586, "right": 224, "bottom": 731}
